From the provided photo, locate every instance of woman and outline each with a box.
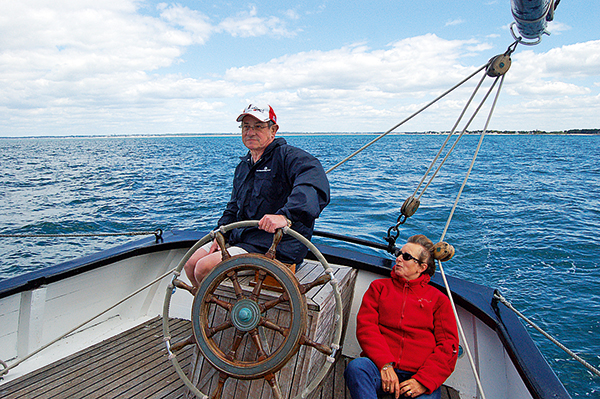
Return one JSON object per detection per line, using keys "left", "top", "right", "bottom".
{"left": 344, "top": 234, "right": 459, "bottom": 399}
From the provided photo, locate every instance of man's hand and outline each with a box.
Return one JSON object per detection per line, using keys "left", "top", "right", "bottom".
{"left": 258, "top": 214, "right": 289, "bottom": 233}
{"left": 207, "top": 239, "right": 219, "bottom": 254}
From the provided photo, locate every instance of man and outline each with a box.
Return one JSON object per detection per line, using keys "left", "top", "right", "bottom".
{"left": 184, "top": 104, "right": 330, "bottom": 287}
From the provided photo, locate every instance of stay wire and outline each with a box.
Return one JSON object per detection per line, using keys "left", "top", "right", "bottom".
{"left": 412, "top": 39, "right": 519, "bottom": 204}
{"left": 412, "top": 71, "right": 488, "bottom": 201}
{"left": 0, "top": 267, "right": 177, "bottom": 377}
{"left": 494, "top": 292, "right": 600, "bottom": 378}
{"left": 325, "top": 64, "right": 487, "bottom": 175}
{"left": 0, "top": 229, "right": 164, "bottom": 243}
{"left": 435, "top": 74, "right": 506, "bottom": 399}
{"left": 439, "top": 74, "right": 504, "bottom": 242}
{"left": 0, "top": 230, "right": 160, "bottom": 238}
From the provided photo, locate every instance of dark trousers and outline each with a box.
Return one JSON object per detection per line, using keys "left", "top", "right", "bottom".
{"left": 344, "top": 357, "right": 441, "bottom": 399}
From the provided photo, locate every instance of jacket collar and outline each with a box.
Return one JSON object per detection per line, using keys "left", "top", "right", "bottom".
{"left": 390, "top": 270, "right": 431, "bottom": 288}
{"left": 240, "top": 137, "right": 287, "bottom": 164}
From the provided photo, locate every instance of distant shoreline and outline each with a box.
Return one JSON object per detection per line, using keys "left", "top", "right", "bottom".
{"left": 1, "top": 128, "right": 599, "bottom": 140}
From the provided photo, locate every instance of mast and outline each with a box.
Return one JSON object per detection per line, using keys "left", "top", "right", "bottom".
{"left": 510, "top": 0, "right": 559, "bottom": 43}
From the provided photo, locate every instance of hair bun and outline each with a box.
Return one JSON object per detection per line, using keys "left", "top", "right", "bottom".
{"left": 432, "top": 242, "right": 455, "bottom": 262}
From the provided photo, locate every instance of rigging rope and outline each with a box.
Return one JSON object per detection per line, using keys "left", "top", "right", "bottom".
{"left": 0, "top": 267, "right": 177, "bottom": 377}
{"left": 494, "top": 292, "right": 600, "bottom": 378}
{"left": 410, "top": 71, "right": 488, "bottom": 203}
{"left": 384, "top": 41, "right": 517, "bottom": 249}
{"left": 438, "top": 74, "right": 505, "bottom": 242}
{"left": 434, "top": 73, "right": 507, "bottom": 399}
{"left": 384, "top": 70, "right": 492, "bottom": 247}
{"left": 0, "top": 229, "right": 164, "bottom": 243}
{"left": 325, "top": 65, "right": 487, "bottom": 175}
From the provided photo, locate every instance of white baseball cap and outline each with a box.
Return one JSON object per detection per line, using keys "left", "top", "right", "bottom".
{"left": 236, "top": 104, "right": 277, "bottom": 124}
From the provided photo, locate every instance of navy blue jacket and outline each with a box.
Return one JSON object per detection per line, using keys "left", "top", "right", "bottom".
{"left": 217, "top": 138, "right": 330, "bottom": 264}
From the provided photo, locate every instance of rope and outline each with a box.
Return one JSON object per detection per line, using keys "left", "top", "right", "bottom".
{"left": 437, "top": 260, "right": 488, "bottom": 399}
{"left": 412, "top": 71, "right": 489, "bottom": 202}
{"left": 494, "top": 292, "right": 600, "bottom": 378}
{"left": 439, "top": 74, "right": 504, "bottom": 241}
{"left": 325, "top": 64, "right": 487, "bottom": 175}
{"left": 0, "top": 267, "right": 176, "bottom": 377}
{"left": 433, "top": 73, "right": 507, "bottom": 399}
{"left": 0, "top": 229, "right": 164, "bottom": 243}
{"left": 0, "top": 230, "right": 161, "bottom": 238}
{"left": 438, "top": 75, "right": 505, "bottom": 399}
{"left": 403, "top": 53, "right": 513, "bottom": 399}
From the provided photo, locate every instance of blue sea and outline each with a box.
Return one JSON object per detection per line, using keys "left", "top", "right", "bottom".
{"left": 1, "top": 134, "right": 599, "bottom": 397}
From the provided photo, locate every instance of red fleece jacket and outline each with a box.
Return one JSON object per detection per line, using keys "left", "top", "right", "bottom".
{"left": 356, "top": 272, "right": 459, "bottom": 393}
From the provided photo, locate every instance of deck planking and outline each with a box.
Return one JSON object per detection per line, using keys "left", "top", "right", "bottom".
{"left": 0, "top": 317, "right": 194, "bottom": 399}
{"left": 0, "top": 318, "right": 460, "bottom": 399}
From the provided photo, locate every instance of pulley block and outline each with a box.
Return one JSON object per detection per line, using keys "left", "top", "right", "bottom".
{"left": 486, "top": 54, "right": 512, "bottom": 77}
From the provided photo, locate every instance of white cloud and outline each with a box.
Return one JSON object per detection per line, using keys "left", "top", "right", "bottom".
{"left": 445, "top": 19, "right": 465, "bottom": 27}
{"left": 225, "top": 35, "right": 475, "bottom": 93}
{"left": 284, "top": 9, "right": 301, "bottom": 20}
{"left": 0, "top": 2, "right": 598, "bottom": 136}
{"left": 509, "top": 40, "right": 600, "bottom": 97}
{"left": 158, "top": 3, "right": 213, "bottom": 45}
{"left": 547, "top": 21, "right": 571, "bottom": 35}
{"left": 217, "top": 6, "right": 296, "bottom": 38}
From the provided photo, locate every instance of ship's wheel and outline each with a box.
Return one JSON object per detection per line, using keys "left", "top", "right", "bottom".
{"left": 162, "top": 221, "right": 344, "bottom": 399}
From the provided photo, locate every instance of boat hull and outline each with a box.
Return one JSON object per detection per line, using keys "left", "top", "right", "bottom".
{"left": 0, "top": 230, "right": 572, "bottom": 399}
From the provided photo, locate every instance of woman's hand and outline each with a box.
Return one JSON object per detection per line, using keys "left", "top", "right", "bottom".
{"left": 380, "top": 364, "right": 400, "bottom": 397}
{"left": 398, "top": 378, "right": 427, "bottom": 397}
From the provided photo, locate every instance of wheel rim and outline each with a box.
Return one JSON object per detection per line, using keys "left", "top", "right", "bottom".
{"left": 162, "top": 220, "right": 345, "bottom": 399}
{"left": 191, "top": 254, "right": 307, "bottom": 379}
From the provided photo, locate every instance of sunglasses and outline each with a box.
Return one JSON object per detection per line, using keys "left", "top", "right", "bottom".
{"left": 398, "top": 251, "right": 422, "bottom": 264}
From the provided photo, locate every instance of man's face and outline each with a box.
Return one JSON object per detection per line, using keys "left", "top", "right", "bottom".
{"left": 241, "top": 115, "right": 278, "bottom": 153}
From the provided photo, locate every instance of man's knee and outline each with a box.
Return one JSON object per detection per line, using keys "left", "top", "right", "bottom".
{"left": 194, "top": 252, "right": 222, "bottom": 281}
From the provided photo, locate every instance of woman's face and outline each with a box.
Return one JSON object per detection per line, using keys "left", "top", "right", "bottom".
{"left": 393, "top": 242, "right": 428, "bottom": 281}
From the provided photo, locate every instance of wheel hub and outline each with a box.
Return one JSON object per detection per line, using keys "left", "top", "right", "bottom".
{"left": 231, "top": 298, "right": 261, "bottom": 331}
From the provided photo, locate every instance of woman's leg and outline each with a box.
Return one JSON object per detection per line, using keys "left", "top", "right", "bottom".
{"left": 344, "top": 357, "right": 383, "bottom": 399}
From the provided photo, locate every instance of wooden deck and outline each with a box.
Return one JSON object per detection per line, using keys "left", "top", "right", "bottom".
{"left": 0, "top": 317, "right": 193, "bottom": 399}
{"left": 0, "top": 316, "right": 460, "bottom": 399}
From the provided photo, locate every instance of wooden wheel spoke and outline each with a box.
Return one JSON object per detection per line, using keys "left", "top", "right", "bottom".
{"left": 227, "top": 270, "right": 245, "bottom": 299}
{"left": 299, "top": 274, "right": 331, "bottom": 295}
{"left": 215, "top": 232, "right": 231, "bottom": 261}
{"left": 259, "top": 317, "right": 289, "bottom": 337}
{"left": 172, "top": 278, "right": 198, "bottom": 296}
{"left": 260, "top": 291, "right": 290, "bottom": 312}
{"left": 206, "top": 294, "right": 233, "bottom": 311}
{"left": 265, "top": 373, "right": 283, "bottom": 399}
{"left": 170, "top": 334, "right": 196, "bottom": 352}
{"left": 265, "top": 229, "right": 283, "bottom": 260}
{"left": 249, "top": 329, "right": 269, "bottom": 360}
{"left": 250, "top": 270, "right": 267, "bottom": 300}
{"left": 225, "top": 329, "right": 247, "bottom": 360}
{"left": 299, "top": 334, "right": 333, "bottom": 356}
{"left": 210, "top": 372, "right": 229, "bottom": 399}
{"left": 205, "top": 320, "right": 234, "bottom": 339}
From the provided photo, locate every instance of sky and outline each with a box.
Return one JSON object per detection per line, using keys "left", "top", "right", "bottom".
{"left": 1, "top": 0, "right": 599, "bottom": 137}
